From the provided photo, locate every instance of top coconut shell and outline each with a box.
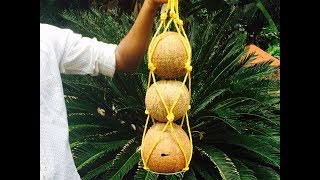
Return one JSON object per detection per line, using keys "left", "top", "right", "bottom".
{"left": 150, "top": 31, "right": 190, "bottom": 79}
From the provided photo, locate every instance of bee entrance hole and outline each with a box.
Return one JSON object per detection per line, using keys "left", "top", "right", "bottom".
{"left": 161, "top": 153, "right": 170, "bottom": 157}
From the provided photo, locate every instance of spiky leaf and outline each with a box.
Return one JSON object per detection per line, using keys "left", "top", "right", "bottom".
{"left": 196, "top": 146, "right": 241, "bottom": 180}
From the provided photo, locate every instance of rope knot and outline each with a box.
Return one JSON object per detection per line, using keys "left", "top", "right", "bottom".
{"left": 148, "top": 63, "right": 156, "bottom": 72}
{"left": 188, "top": 105, "right": 191, "bottom": 110}
{"left": 166, "top": 112, "right": 175, "bottom": 122}
{"left": 185, "top": 64, "right": 192, "bottom": 72}
{"left": 175, "top": 19, "right": 183, "bottom": 26}
{"left": 182, "top": 167, "right": 189, "bottom": 171}
{"left": 145, "top": 109, "right": 149, "bottom": 115}
{"left": 160, "top": 13, "right": 167, "bottom": 21}
{"left": 170, "top": 10, "right": 177, "bottom": 19}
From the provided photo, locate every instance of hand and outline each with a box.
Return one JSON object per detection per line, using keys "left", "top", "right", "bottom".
{"left": 146, "top": 0, "right": 169, "bottom": 11}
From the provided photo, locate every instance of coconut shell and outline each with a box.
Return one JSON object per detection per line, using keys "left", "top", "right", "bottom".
{"left": 145, "top": 80, "right": 190, "bottom": 122}
{"left": 150, "top": 31, "right": 190, "bottom": 79}
{"left": 142, "top": 123, "right": 192, "bottom": 173}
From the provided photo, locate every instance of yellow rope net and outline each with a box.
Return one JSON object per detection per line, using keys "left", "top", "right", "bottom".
{"left": 140, "top": 0, "right": 193, "bottom": 173}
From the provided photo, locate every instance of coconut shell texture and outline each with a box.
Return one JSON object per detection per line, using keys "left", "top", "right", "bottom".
{"left": 145, "top": 80, "right": 190, "bottom": 122}
{"left": 142, "top": 123, "right": 192, "bottom": 173}
{"left": 150, "top": 31, "right": 190, "bottom": 79}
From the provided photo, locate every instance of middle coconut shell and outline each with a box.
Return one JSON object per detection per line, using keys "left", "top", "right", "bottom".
{"left": 145, "top": 80, "right": 190, "bottom": 122}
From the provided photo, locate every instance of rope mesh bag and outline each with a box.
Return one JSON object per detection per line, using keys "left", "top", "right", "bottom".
{"left": 140, "top": 0, "right": 193, "bottom": 175}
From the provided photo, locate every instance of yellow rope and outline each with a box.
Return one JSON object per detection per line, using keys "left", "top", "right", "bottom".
{"left": 142, "top": 0, "right": 193, "bottom": 172}
{"left": 169, "top": 122, "right": 188, "bottom": 168}
{"left": 151, "top": 72, "right": 170, "bottom": 115}
{"left": 184, "top": 112, "right": 193, "bottom": 168}
{"left": 141, "top": 114, "right": 150, "bottom": 169}
{"left": 147, "top": 71, "right": 152, "bottom": 88}
{"left": 169, "top": 73, "right": 188, "bottom": 113}
{"left": 180, "top": 115, "right": 185, "bottom": 127}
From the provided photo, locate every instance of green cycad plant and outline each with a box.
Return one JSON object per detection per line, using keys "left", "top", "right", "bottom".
{"left": 60, "top": 6, "right": 279, "bottom": 180}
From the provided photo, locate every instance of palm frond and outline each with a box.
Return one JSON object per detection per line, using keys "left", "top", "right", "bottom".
{"left": 134, "top": 164, "right": 158, "bottom": 180}
{"left": 209, "top": 134, "right": 280, "bottom": 168}
{"left": 242, "top": 160, "right": 280, "bottom": 180}
{"left": 72, "top": 140, "right": 128, "bottom": 172}
{"left": 81, "top": 160, "right": 113, "bottom": 180}
{"left": 192, "top": 162, "right": 217, "bottom": 180}
{"left": 232, "top": 159, "right": 257, "bottom": 180}
{"left": 67, "top": 113, "right": 102, "bottom": 126}
{"left": 190, "top": 89, "right": 228, "bottom": 117}
{"left": 60, "top": 8, "right": 132, "bottom": 43}
{"left": 102, "top": 138, "right": 141, "bottom": 180}
{"left": 196, "top": 146, "right": 241, "bottom": 180}
{"left": 165, "top": 173, "right": 184, "bottom": 180}
{"left": 71, "top": 130, "right": 123, "bottom": 144}
{"left": 182, "top": 168, "right": 196, "bottom": 180}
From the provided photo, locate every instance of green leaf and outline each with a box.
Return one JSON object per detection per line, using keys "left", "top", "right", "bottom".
{"left": 196, "top": 146, "right": 240, "bottom": 180}
{"left": 69, "top": 124, "right": 112, "bottom": 143}
{"left": 65, "top": 98, "right": 98, "bottom": 113}
{"left": 255, "top": 0, "right": 278, "bottom": 35}
{"left": 192, "top": 115, "right": 244, "bottom": 134}
{"left": 77, "top": 150, "right": 108, "bottom": 171}
{"left": 211, "top": 97, "right": 251, "bottom": 112}
{"left": 232, "top": 159, "right": 257, "bottom": 180}
{"left": 225, "top": 0, "right": 239, "bottom": 4}
{"left": 211, "top": 135, "right": 280, "bottom": 168}
{"left": 72, "top": 140, "right": 128, "bottom": 171}
{"left": 192, "top": 161, "right": 220, "bottom": 180}
{"left": 207, "top": 7, "right": 236, "bottom": 64}
{"left": 242, "top": 160, "right": 280, "bottom": 180}
{"left": 134, "top": 166, "right": 158, "bottom": 180}
{"left": 103, "top": 138, "right": 141, "bottom": 180}
{"left": 182, "top": 168, "right": 196, "bottom": 180}
{"left": 165, "top": 173, "right": 184, "bottom": 180}
{"left": 191, "top": 89, "right": 228, "bottom": 116}
{"left": 67, "top": 113, "right": 101, "bottom": 126}
{"left": 71, "top": 130, "right": 122, "bottom": 144}
{"left": 81, "top": 160, "right": 113, "bottom": 180}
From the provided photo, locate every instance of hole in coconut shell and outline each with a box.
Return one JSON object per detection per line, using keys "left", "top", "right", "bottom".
{"left": 160, "top": 153, "right": 170, "bottom": 157}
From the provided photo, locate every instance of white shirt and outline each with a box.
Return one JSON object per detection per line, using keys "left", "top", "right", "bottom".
{"left": 40, "top": 23, "right": 117, "bottom": 180}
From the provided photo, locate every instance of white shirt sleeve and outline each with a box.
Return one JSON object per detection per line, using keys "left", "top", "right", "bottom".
{"left": 41, "top": 23, "right": 117, "bottom": 78}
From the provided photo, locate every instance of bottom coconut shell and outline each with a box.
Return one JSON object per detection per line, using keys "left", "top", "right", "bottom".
{"left": 141, "top": 123, "right": 192, "bottom": 174}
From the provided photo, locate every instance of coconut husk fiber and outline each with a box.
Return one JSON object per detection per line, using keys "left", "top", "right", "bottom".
{"left": 141, "top": 123, "right": 192, "bottom": 173}
{"left": 145, "top": 80, "right": 190, "bottom": 122}
{"left": 150, "top": 31, "right": 190, "bottom": 79}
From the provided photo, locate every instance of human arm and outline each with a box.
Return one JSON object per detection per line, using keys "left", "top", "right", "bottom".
{"left": 115, "top": 0, "right": 168, "bottom": 73}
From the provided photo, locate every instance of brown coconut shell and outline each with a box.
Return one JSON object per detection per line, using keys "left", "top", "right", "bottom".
{"left": 145, "top": 80, "right": 190, "bottom": 122}
{"left": 150, "top": 31, "right": 190, "bottom": 79}
{"left": 141, "top": 123, "right": 192, "bottom": 173}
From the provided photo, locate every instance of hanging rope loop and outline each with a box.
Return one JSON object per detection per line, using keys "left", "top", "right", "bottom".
{"left": 141, "top": 0, "right": 193, "bottom": 173}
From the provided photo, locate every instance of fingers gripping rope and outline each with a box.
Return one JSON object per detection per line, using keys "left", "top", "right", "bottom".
{"left": 141, "top": 0, "right": 193, "bottom": 173}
